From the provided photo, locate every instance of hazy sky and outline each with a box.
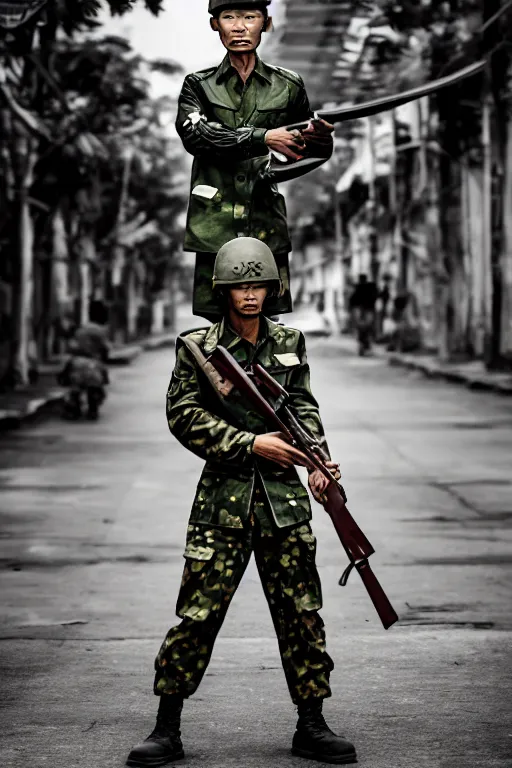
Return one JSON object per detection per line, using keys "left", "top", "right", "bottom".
{"left": 100, "top": 0, "right": 283, "bottom": 96}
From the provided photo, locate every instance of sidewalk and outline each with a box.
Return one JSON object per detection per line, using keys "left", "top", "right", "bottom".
{"left": 0, "top": 331, "right": 176, "bottom": 432}
{"left": 328, "top": 334, "right": 512, "bottom": 395}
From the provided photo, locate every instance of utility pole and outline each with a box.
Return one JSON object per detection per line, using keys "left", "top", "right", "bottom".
{"left": 367, "top": 115, "right": 379, "bottom": 283}
{"left": 388, "top": 108, "right": 400, "bottom": 284}
{"left": 332, "top": 139, "right": 345, "bottom": 333}
{"left": 481, "top": 89, "right": 493, "bottom": 364}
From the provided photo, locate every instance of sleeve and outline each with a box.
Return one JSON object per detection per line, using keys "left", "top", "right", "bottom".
{"left": 166, "top": 342, "right": 256, "bottom": 465}
{"left": 175, "top": 75, "right": 268, "bottom": 160}
{"left": 288, "top": 75, "right": 314, "bottom": 124}
{"left": 286, "top": 332, "right": 331, "bottom": 460}
{"left": 261, "top": 77, "right": 331, "bottom": 185}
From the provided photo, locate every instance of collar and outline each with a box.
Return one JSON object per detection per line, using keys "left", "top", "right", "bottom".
{"left": 203, "top": 315, "right": 282, "bottom": 355}
{"left": 215, "top": 53, "right": 272, "bottom": 85}
{"left": 221, "top": 316, "right": 268, "bottom": 349}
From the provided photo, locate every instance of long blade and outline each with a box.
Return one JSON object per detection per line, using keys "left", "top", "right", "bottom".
{"left": 317, "top": 60, "right": 486, "bottom": 123}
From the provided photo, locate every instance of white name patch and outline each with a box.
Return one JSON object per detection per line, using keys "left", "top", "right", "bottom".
{"left": 192, "top": 185, "right": 219, "bottom": 200}
{"left": 274, "top": 352, "right": 301, "bottom": 366}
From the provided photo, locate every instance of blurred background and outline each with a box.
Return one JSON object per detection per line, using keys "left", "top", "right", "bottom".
{"left": 0, "top": 0, "right": 511, "bottom": 391}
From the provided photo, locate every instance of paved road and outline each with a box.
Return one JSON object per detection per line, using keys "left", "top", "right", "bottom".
{"left": 1, "top": 330, "right": 511, "bottom": 768}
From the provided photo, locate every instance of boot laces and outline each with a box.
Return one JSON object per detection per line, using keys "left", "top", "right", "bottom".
{"left": 300, "top": 709, "right": 330, "bottom": 736}
{"left": 148, "top": 711, "right": 181, "bottom": 742}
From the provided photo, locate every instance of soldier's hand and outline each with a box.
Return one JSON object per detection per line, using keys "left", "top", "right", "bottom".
{"left": 265, "top": 127, "right": 306, "bottom": 161}
{"left": 303, "top": 118, "right": 335, "bottom": 135}
{"left": 308, "top": 461, "right": 341, "bottom": 503}
{"left": 252, "top": 432, "right": 310, "bottom": 468}
{"left": 324, "top": 460, "right": 341, "bottom": 480}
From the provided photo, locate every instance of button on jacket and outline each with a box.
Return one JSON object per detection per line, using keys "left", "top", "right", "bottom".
{"left": 176, "top": 55, "right": 312, "bottom": 255}
{"left": 166, "top": 317, "right": 330, "bottom": 530}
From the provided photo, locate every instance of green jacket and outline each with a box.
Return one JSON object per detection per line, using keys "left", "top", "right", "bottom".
{"left": 166, "top": 317, "right": 329, "bottom": 530}
{"left": 176, "top": 54, "right": 312, "bottom": 255}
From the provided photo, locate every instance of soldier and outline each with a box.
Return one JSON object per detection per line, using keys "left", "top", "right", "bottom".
{"left": 57, "top": 301, "right": 110, "bottom": 420}
{"left": 176, "top": 0, "right": 334, "bottom": 322}
{"left": 126, "top": 238, "right": 357, "bottom": 766}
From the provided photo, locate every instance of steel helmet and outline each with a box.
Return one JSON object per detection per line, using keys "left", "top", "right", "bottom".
{"left": 212, "top": 237, "right": 281, "bottom": 292}
{"left": 208, "top": 0, "right": 270, "bottom": 15}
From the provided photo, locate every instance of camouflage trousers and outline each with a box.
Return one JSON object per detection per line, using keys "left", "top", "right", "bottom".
{"left": 192, "top": 251, "right": 293, "bottom": 322}
{"left": 154, "top": 514, "right": 334, "bottom": 705}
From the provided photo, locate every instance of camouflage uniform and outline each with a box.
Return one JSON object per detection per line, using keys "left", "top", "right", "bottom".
{"left": 154, "top": 317, "right": 334, "bottom": 705}
{"left": 58, "top": 322, "right": 110, "bottom": 418}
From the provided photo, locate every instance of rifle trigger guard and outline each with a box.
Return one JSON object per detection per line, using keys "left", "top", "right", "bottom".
{"left": 339, "top": 561, "right": 355, "bottom": 587}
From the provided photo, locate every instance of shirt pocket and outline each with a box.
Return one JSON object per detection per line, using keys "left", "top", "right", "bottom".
{"left": 264, "top": 355, "right": 302, "bottom": 387}
{"left": 255, "top": 89, "right": 291, "bottom": 129}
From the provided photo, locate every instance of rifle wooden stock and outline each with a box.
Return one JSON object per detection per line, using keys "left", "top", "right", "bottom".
{"left": 355, "top": 560, "right": 399, "bottom": 631}
{"left": 323, "top": 481, "right": 374, "bottom": 562}
{"left": 206, "top": 345, "right": 398, "bottom": 630}
{"left": 207, "top": 347, "right": 293, "bottom": 440}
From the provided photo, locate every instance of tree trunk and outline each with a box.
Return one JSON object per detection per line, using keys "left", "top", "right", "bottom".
{"left": 426, "top": 142, "right": 445, "bottom": 357}
{"left": 481, "top": 93, "right": 494, "bottom": 363}
{"left": 499, "top": 82, "right": 512, "bottom": 362}
{"left": 464, "top": 165, "right": 484, "bottom": 356}
{"left": 13, "top": 138, "right": 37, "bottom": 386}
{"left": 51, "top": 206, "right": 71, "bottom": 355}
{"left": 125, "top": 258, "right": 138, "bottom": 341}
{"left": 79, "top": 234, "right": 96, "bottom": 326}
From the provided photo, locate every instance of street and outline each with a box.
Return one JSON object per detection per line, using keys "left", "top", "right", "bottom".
{"left": 1, "top": 332, "right": 511, "bottom": 768}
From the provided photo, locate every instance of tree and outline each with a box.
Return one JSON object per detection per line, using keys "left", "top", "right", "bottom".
{"left": 0, "top": 0, "right": 186, "bottom": 385}
{"left": 339, "top": 0, "right": 512, "bottom": 363}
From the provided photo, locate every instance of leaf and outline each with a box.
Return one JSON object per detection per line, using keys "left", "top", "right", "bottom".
{"left": 149, "top": 58, "right": 183, "bottom": 76}
{"left": 0, "top": 83, "right": 51, "bottom": 140}
{"left": 75, "top": 132, "right": 94, "bottom": 156}
{"left": 74, "top": 131, "right": 109, "bottom": 161}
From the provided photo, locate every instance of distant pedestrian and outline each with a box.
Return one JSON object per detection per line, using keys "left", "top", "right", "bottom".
{"left": 57, "top": 301, "right": 110, "bottom": 420}
{"left": 377, "top": 274, "right": 391, "bottom": 339}
{"left": 349, "top": 274, "right": 378, "bottom": 355}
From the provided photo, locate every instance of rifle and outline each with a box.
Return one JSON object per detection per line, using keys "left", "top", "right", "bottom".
{"left": 199, "top": 342, "right": 398, "bottom": 630}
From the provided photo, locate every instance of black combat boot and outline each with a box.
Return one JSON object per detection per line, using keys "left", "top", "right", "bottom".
{"left": 292, "top": 700, "right": 357, "bottom": 765}
{"left": 126, "top": 695, "right": 185, "bottom": 767}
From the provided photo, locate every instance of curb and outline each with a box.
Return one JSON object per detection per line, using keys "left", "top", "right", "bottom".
{"left": 316, "top": 334, "right": 512, "bottom": 396}
{"left": 0, "top": 333, "right": 177, "bottom": 433}
{"left": 108, "top": 345, "right": 144, "bottom": 365}
{"left": 141, "top": 332, "right": 176, "bottom": 351}
{"left": 386, "top": 352, "right": 512, "bottom": 395}
{"left": 105, "top": 332, "right": 176, "bottom": 364}
{"left": 0, "top": 387, "right": 67, "bottom": 432}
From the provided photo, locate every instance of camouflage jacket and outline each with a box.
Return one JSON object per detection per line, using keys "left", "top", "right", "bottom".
{"left": 59, "top": 356, "right": 109, "bottom": 389}
{"left": 166, "top": 317, "right": 329, "bottom": 530}
{"left": 176, "top": 54, "right": 312, "bottom": 255}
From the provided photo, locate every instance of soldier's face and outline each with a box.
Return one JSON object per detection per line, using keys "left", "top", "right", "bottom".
{"left": 212, "top": 9, "right": 268, "bottom": 53}
{"left": 228, "top": 283, "right": 268, "bottom": 316}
